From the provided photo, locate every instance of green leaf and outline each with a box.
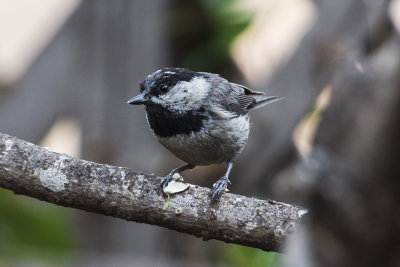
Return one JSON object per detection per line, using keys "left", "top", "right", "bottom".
{"left": 219, "top": 243, "right": 280, "bottom": 267}
{"left": 0, "top": 188, "right": 76, "bottom": 264}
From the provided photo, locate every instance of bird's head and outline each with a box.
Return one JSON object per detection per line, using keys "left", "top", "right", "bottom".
{"left": 127, "top": 68, "right": 211, "bottom": 112}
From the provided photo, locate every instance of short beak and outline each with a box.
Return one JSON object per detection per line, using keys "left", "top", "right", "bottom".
{"left": 127, "top": 93, "right": 149, "bottom": 105}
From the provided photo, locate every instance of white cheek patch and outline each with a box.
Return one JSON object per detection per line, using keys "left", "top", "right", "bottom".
{"left": 159, "top": 76, "right": 210, "bottom": 111}
{"left": 150, "top": 96, "right": 163, "bottom": 105}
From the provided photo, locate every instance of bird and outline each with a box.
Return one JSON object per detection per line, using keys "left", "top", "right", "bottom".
{"left": 127, "top": 67, "right": 280, "bottom": 200}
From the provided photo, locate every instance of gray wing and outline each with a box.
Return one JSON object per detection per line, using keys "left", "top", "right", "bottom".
{"left": 208, "top": 75, "right": 280, "bottom": 117}
{"left": 229, "top": 83, "right": 281, "bottom": 115}
{"left": 231, "top": 83, "right": 261, "bottom": 114}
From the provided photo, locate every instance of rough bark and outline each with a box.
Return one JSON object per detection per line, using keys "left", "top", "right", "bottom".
{"left": 0, "top": 132, "right": 306, "bottom": 252}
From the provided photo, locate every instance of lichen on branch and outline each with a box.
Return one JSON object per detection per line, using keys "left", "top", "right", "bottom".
{"left": 0, "top": 133, "right": 306, "bottom": 252}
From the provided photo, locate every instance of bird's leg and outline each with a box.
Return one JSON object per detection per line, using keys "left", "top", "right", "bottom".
{"left": 211, "top": 162, "right": 233, "bottom": 200}
{"left": 161, "top": 163, "right": 195, "bottom": 188}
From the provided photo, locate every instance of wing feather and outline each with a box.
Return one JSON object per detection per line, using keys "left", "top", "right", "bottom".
{"left": 230, "top": 82, "right": 265, "bottom": 95}
{"left": 209, "top": 76, "right": 281, "bottom": 117}
{"left": 229, "top": 82, "right": 281, "bottom": 115}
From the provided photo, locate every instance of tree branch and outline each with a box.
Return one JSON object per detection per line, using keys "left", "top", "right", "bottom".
{"left": 0, "top": 132, "right": 306, "bottom": 252}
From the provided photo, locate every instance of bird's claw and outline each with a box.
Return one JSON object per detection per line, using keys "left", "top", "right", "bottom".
{"left": 161, "top": 174, "right": 174, "bottom": 189}
{"left": 161, "top": 172, "right": 183, "bottom": 189}
{"left": 211, "top": 176, "right": 230, "bottom": 200}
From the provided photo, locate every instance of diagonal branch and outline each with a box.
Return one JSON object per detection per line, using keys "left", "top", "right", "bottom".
{"left": 0, "top": 132, "right": 306, "bottom": 252}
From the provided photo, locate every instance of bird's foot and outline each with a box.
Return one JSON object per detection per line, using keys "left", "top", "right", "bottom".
{"left": 161, "top": 172, "right": 183, "bottom": 189}
{"left": 211, "top": 176, "right": 231, "bottom": 200}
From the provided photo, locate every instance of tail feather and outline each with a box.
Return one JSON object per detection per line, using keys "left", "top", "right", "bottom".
{"left": 249, "top": 96, "right": 283, "bottom": 110}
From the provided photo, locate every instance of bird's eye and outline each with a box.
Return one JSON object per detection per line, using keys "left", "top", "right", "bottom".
{"left": 160, "top": 84, "right": 169, "bottom": 93}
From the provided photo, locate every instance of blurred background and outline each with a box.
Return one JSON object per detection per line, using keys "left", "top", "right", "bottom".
{"left": 1, "top": 0, "right": 399, "bottom": 266}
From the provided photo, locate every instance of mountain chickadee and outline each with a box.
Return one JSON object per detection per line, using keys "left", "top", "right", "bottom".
{"left": 127, "top": 68, "right": 280, "bottom": 200}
